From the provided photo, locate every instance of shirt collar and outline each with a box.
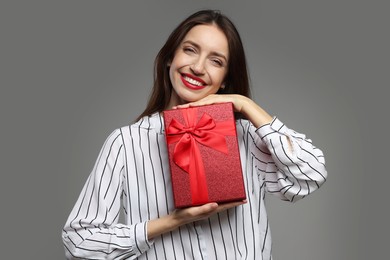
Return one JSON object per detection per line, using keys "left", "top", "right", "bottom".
{"left": 134, "top": 112, "right": 165, "bottom": 135}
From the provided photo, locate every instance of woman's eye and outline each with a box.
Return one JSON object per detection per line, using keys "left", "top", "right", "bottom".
{"left": 184, "top": 47, "right": 195, "bottom": 53}
{"left": 212, "top": 59, "right": 223, "bottom": 67}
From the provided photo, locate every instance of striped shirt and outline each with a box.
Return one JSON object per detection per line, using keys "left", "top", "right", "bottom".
{"left": 62, "top": 113, "right": 327, "bottom": 260}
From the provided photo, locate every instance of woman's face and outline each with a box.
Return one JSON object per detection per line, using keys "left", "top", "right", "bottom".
{"left": 168, "top": 24, "right": 229, "bottom": 107}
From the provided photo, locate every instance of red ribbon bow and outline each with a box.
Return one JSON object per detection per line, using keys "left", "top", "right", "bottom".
{"left": 166, "top": 107, "right": 236, "bottom": 205}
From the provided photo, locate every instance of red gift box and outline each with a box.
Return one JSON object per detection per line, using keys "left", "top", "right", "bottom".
{"left": 163, "top": 102, "right": 246, "bottom": 208}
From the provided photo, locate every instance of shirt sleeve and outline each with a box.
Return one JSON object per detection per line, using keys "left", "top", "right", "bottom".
{"left": 62, "top": 129, "right": 153, "bottom": 259}
{"left": 253, "top": 117, "right": 327, "bottom": 202}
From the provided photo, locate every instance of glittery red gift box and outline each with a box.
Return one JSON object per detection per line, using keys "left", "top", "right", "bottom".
{"left": 163, "top": 103, "right": 246, "bottom": 208}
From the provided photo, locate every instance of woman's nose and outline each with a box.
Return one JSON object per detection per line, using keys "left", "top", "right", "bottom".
{"left": 190, "top": 58, "right": 206, "bottom": 75}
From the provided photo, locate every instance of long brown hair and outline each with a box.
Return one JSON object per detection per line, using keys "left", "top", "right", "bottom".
{"left": 135, "top": 10, "right": 251, "bottom": 121}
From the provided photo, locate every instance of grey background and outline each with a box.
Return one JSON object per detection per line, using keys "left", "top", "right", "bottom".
{"left": 1, "top": 0, "right": 388, "bottom": 259}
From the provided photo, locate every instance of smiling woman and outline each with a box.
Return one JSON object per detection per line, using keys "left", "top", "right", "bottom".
{"left": 136, "top": 10, "right": 251, "bottom": 121}
{"left": 168, "top": 24, "right": 229, "bottom": 106}
{"left": 62, "top": 9, "right": 327, "bottom": 260}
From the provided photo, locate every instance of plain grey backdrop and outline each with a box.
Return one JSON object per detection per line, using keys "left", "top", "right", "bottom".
{"left": 1, "top": 0, "right": 388, "bottom": 259}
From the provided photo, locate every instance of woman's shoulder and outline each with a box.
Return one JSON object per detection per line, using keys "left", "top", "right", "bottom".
{"left": 117, "top": 112, "right": 164, "bottom": 135}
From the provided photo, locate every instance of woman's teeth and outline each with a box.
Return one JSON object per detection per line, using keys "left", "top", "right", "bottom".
{"left": 183, "top": 76, "right": 203, "bottom": 86}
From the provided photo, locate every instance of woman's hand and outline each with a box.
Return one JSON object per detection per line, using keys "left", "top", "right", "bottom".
{"left": 147, "top": 200, "right": 246, "bottom": 240}
{"left": 172, "top": 94, "right": 245, "bottom": 112}
{"left": 173, "top": 94, "right": 273, "bottom": 128}
{"left": 171, "top": 200, "right": 246, "bottom": 225}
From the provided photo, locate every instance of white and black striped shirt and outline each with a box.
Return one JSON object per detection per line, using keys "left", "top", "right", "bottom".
{"left": 62, "top": 113, "right": 327, "bottom": 260}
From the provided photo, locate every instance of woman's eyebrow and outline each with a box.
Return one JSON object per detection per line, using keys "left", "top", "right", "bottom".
{"left": 182, "top": 40, "right": 228, "bottom": 61}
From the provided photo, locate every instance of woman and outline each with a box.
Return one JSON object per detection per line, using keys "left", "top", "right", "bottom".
{"left": 62, "top": 10, "right": 327, "bottom": 260}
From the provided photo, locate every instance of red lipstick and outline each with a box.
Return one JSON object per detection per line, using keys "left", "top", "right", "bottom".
{"left": 180, "top": 73, "right": 206, "bottom": 90}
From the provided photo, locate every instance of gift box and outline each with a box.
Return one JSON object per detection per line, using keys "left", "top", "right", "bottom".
{"left": 163, "top": 102, "right": 246, "bottom": 208}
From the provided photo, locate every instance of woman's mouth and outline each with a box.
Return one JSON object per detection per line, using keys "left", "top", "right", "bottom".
{"left": 180, "top": 74, "right": 206, "bottom": 90}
